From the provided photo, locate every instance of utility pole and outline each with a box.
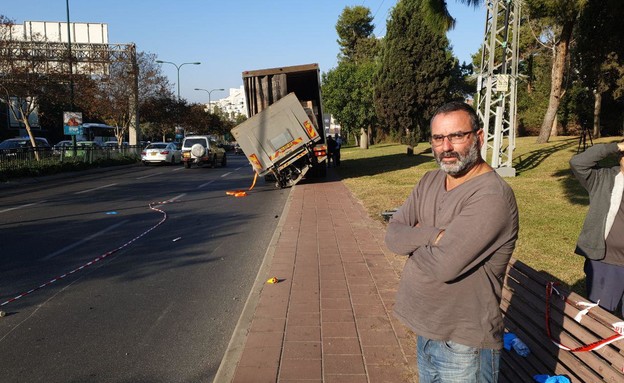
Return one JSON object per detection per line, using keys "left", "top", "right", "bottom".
{"left": 475, "top": 0, "right": 521, "bottom": 177}
{"left": 66, "top": 0, "right": 77, "bottom": 153}
{"left": 128, "top": 45, "right": 140, "bottom": 146}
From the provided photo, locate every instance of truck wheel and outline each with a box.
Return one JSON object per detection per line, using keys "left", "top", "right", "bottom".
{"left": 221, "top": 154, "right": 227, "bottom": 167}
{"left": 184, "top": 161, "right": 191, "bottom": 169}
{"left": 211, "top": 155, "right": 217, "bottom": 168}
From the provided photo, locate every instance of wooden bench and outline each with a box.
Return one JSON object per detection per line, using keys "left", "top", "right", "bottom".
{"left": 500, "top": 257, "right": 624, "bottom": 383}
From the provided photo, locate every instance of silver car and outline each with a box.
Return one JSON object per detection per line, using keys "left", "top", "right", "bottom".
{"left": 141, "top": 142, "right": 181, "bottom": 165}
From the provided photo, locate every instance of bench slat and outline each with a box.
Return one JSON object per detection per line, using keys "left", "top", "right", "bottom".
{"left": 500, "top": 257, "right": 624, "bottom": 382}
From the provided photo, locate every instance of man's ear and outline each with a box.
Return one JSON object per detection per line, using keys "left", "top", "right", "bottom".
{"left": 476, "top": 128, "right": 485, "bottom": 146}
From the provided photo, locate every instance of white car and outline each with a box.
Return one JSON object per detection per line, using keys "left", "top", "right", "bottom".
{"left": 141, "top": 142, "right": 181, "bottom": 165}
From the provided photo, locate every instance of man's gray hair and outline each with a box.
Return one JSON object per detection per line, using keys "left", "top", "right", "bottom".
{"left": 430, "top": 101, "right": 481, "bottom": 132}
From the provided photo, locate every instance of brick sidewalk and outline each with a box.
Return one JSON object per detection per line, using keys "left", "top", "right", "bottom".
{"left": 217, "top": 174, "right": 417, "bottom": 383}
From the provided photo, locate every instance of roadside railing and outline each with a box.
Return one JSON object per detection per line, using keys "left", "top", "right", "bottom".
{"left": 0, "top": 146, "right": 142, "bottom": 173}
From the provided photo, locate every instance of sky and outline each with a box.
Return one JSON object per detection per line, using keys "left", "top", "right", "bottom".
{"left": 3, "top": 0, "right": 485, "bottom": 104}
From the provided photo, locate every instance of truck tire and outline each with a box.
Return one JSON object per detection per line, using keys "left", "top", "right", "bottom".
{"left": 184, "top": 161, "right": 191, "bottom": 169}
{"left": 221, "top": 154, "right": 227, "bottom": 167}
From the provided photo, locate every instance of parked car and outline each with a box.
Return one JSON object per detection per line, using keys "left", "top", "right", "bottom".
{"left": 141, "top": 142, "right": 181, "bottom": 165}
{"left": 104, "top": 141, "right": 129, "bottom": 149}
{"left": 62, "top": 141, "right": 102, "bottom": 158}
{"left": 0, "top": 137, "right": 51, "bottom": 160}
{"left": 180, "top": 135, "right": 226, "bottom": 169}
{"left": 52, "top": 140, "right": 73, "bottom": 155}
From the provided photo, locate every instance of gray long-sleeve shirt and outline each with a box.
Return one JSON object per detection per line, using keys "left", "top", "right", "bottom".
{"left": 569, "top": 142, "right": 624, "bottom": 264}
{"left": 386, "top": 169, "right": 518, "bottom": 349}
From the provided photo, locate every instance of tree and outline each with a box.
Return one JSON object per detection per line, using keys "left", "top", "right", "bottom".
{"left": 424, "top": 1, "right": 592, "bottom": 143}
{"left": 184, "top": 103, "right": 223, "bottom": 136}
{"left": 322, "top": 61, "right": 377, "bottom": 146}
{"left": 139, "top": 95, "right": 179, "bottom": 141}
{"left": 374, "top": 0, "right": 454, "bottom": 147}
{"left": 323, "top": 6, "right": 380, "bottom": 147}
{"left": 335, "top": 6, "right": 379, "bottom": 63}
{"left": 526, "top": 0, "right": 587, "bottom": 143}
{"left": 575, "top": 0, "right": 624, "bottom": 137}
{"left": 0, "top": 15, "right": 67, "bottom": 159}
{"left": 82, "top": 51, "right": 171, "bottom": 144}
{"left": 449, "top": 61, "right": 475, "bottom": 101}
{"left": 418, "top": 0, "right": 484, "bottom": 31}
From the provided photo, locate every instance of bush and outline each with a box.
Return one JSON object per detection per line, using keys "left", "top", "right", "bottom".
{"left": 0, "top": 157, "right": 139, "bottom": 182}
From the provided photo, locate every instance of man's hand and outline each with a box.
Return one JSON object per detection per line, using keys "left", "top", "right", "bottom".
{"left": 434, "top": 230, "right": 445, "bottom": 245}
{"left": 417, "top": 223, "right": 445, "bottom": 245}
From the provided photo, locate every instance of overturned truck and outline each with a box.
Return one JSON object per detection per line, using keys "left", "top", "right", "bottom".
{"left": 231, "top": 63, "right": 328, "bottom": 188}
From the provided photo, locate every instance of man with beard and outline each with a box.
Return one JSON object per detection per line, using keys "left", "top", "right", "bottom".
{"left": 385, "top": 101, "right": 519, "bottom": 383}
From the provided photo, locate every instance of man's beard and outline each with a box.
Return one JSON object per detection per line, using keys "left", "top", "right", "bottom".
{"left": 434, "top": 138, "right": 481, "bottom": 176}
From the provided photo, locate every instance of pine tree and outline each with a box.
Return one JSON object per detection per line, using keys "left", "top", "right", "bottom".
{"left": 374, "top": 0, "right": 454, "bottom": 146}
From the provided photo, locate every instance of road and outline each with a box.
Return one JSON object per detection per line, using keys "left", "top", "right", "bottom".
{"left": 0, "top": 155, "right": 290, "bottom": 383}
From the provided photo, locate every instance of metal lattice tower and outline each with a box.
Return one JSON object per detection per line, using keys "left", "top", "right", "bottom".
{"left": 476, "top": 0, "right": 521, "bottom": 177}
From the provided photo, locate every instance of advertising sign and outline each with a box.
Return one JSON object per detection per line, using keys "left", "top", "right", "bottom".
{"left": 175, "top": 126, "right": 185, "bottom": 140}
{"left": 64, "top": 112, "right": 83, "bottom": 135}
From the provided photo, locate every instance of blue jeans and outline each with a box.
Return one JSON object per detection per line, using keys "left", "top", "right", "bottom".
{"left": 417, "top": 336, "right": 500, "bottom": 383}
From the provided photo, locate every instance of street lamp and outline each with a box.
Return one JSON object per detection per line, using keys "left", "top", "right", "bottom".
{"left": 194, "top": 88, "right": 225, "bottom": 112}
{"left": 156, "top": 60, "right": 201, "bottom": 100}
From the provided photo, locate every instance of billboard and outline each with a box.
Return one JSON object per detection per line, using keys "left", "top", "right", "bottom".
{"left": 63, "top": 112, "right": 83, "bottom": 135}
{"left": 23, "top": 21, "right": 108, "bottom": 44}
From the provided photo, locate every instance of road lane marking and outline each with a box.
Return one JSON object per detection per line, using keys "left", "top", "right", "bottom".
{"left": 74, "top": 183, "right": 118, "bottom": 195}
{"left": 42, "top": 220, "right": 129, "bottom": 261}
{"left": 168, "top": 193, "right": 185, "bottom": 202}
{"left": 4, "top": 195, "right": 181, "bottom": 309}
{"left": 221, "top": 172, "right": 232, "bottom": 177}
{"left": 172, "top": 167, "right": 185, "bottom": 172}
{"left": 136, "top": 172, "right": 163, "bottom": 179}
{"left": 0, "top": 201, "right": 46, "bottom": 214}
{"left": 198, "top": 180, "right": 215, "bottom": 189}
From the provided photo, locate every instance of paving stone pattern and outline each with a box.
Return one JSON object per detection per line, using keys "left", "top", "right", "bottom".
{"left": 230, "top": 177, "right": 417, "bottom": 383}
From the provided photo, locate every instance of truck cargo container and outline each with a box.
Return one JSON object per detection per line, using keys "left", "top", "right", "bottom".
{"left": 231, "top": 63, "right": 327, "bottom": 188}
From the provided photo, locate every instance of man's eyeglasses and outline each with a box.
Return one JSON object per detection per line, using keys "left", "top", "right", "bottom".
{"left": 430, "top": 130, "right": 476, "bottom": 147}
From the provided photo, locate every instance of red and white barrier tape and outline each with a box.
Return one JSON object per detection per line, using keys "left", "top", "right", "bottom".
{"left": 1, "top": 199, "right": 172, "bottom": 308}
{"left": 545, "top": 281, "right": 624, "bottom": 352}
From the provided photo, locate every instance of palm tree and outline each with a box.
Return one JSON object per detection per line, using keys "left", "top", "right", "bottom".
{"left": 419, "top": 0, "right": 483, "bottom": 31}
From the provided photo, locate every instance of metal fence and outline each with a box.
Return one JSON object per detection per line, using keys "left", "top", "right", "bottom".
{"left": 0, "top": 145, "right": 142, "bottom": 173}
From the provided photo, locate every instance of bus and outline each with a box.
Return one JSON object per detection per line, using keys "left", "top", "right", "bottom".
{"left": 76, "top": 123, "right": 119, "bottom": 144}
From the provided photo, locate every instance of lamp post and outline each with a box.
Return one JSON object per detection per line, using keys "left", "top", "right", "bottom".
{"left": 156, "top": 60, "right": 201, "bottom": 100}
{"left": 194, "top": 88, "right": 225, "bottom": 112}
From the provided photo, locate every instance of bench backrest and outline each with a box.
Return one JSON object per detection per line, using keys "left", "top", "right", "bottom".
{"left": 500, "top": 257, "right": 624, "bottom": 383}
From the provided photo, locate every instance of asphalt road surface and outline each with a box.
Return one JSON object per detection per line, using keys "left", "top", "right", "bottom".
{"left": 0, "top": 154, "right": 290, "bottom": 383}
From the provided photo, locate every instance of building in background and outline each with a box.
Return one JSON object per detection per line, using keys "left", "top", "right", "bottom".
{"left": 7, "top": 20, "right": 108, "bottom": 44}
{"left": 323, "top": 113, "right": 341, "bottom": 137}
{"left": 1, "top": 20, "right": 110, "bottom": 138}
{"left": 209, "top": 86, "right": 247, "bottom": 121}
